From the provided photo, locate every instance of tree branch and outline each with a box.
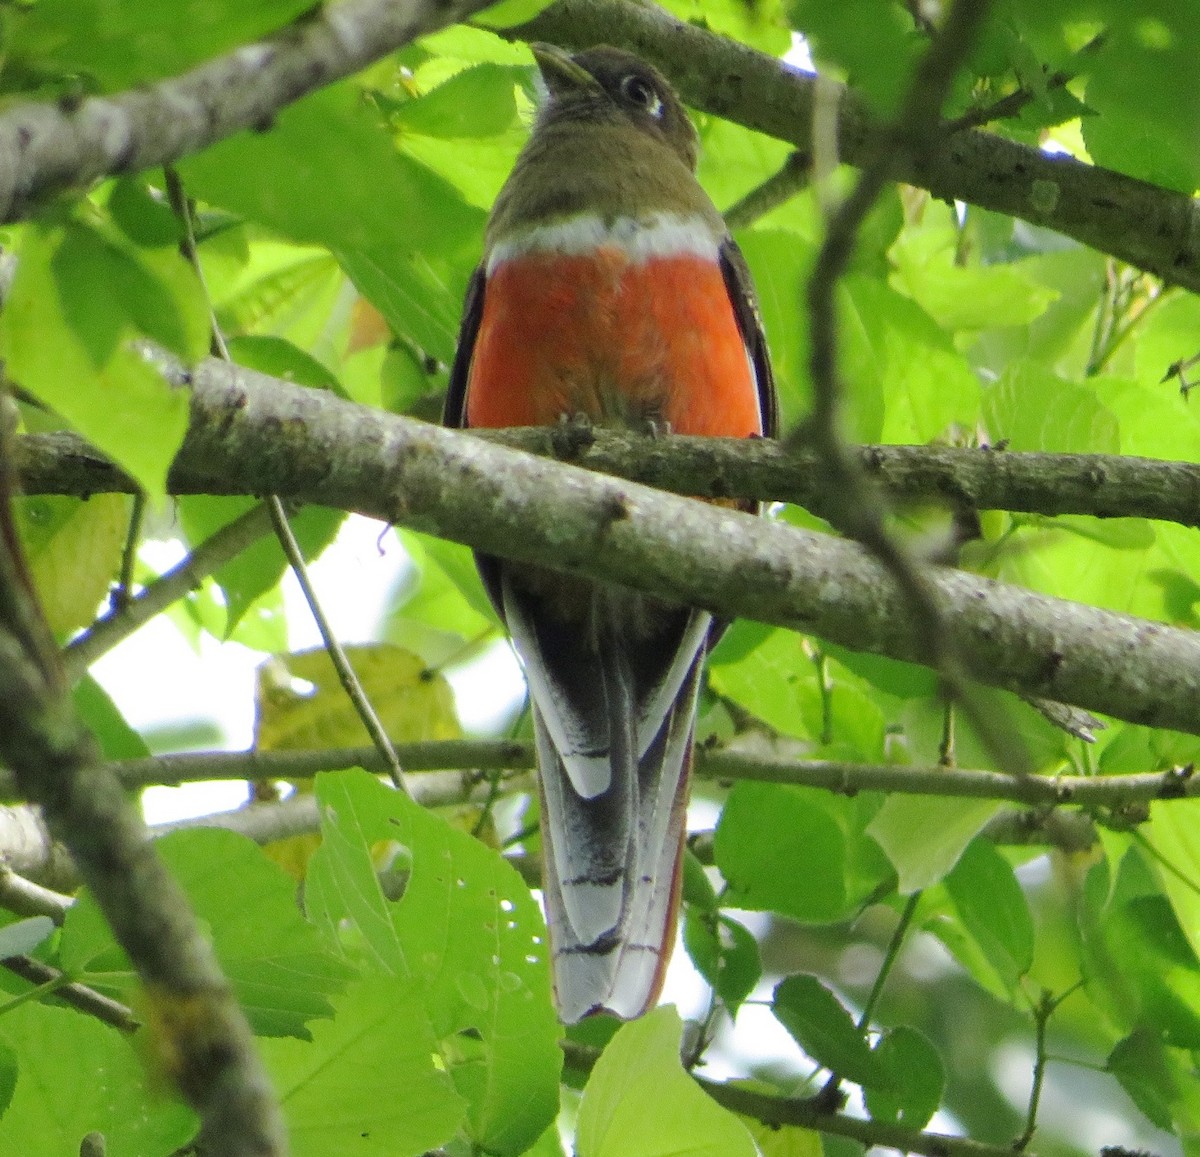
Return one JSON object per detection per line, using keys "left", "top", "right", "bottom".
{"left": 92, "top": 358, "right": 1200, "bottom": 739}
{"left": 0, "top": 398, "right": 285, "bottom": 1153}
{"left": 21, "top": 426, "right": 1200, "bottom": 531}
{"left": 61, "top": 501, "right": 274, "bottom": 683}
{"left": 2, "top": 741, "right": 1192, "bottom": 812}
{"left": 560, "top": 1039, "right": 1046, "bottom": 1157}
{"left": 0, "top": 0, "right": 495, "bottom": 223}
{"left": 512, "top": 0, "right": 1200, "bottom": 292}
{"left": 1, "top": 954, "right": 140, "bottom": 1034}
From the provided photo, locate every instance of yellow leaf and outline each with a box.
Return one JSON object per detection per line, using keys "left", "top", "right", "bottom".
{"left": 16, "top": 494, "right": 130, "bottom": 637}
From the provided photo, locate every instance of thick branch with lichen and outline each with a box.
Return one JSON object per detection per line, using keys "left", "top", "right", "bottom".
{"left": 23, "top": 406, "right": 1200, "bottom": 531}
{"left": 21, "top": 359, "right": 1200, "bottom": 737}
{"left": 0, "top": 0, "right": 494, "bottom": 223}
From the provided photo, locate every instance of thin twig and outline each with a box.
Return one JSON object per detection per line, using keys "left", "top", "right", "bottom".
{"left": 61, "top": 500, "right": 275, "bottom": 682}
{"left": 8, "top": 743, "right": 1200, "bottom": 810}
{"left": 166, "top": 167, "right": 408, "bottom": 793}
{"left": 944, "top": 32, "right": 1105, "bottom": 134}
{"left": 110, "top": 492, "right": 145, "bottom": 614}
{"left": 819, "top": 890, "right": 921, "bottom": 1103}
{"left": 859, "top": 891, "right": 921, "bottom": 1031}
{"left": 266, "top": 497, "right": 406, "bottom": 791}
{"left": 723, "top": 150, "right": 810, "bottom": 231}
{"left": 796, "top": 0, "right": 1023, "bottom": 771}
{"left": 0, "top": 864, "right": 72, "bottom": 922}
{"left": 1, "top": 954, "right": 140, "bottom": 1033}
{"left": 1013, "top": 982, "right": 1083, "bottom": 1150}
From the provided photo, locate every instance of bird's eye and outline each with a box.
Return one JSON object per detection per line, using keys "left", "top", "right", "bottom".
{"left": 620, "top": 73, "right": 663, "bottom": 117}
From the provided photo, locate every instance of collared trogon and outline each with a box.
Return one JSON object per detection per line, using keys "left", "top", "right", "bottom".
{"left": 444, "top": 43, "right": 777, "bottom": 1023}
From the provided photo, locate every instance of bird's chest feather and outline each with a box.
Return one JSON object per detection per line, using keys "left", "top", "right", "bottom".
{"left": 465, "top": 214, "right": 761, "bottom": 438}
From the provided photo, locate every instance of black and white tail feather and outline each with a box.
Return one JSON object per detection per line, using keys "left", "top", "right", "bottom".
{"left": 502, "top": 575, "right": 710, "bottom": 1021}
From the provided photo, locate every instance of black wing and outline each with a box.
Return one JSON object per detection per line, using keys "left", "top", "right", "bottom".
{"left": 719, "top": 238, "right": 778, "bottom": 440}
{"left": 443, "top": 264, "right": 487, "bottom": 431}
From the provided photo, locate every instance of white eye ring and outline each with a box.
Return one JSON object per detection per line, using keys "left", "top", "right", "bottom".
{"left": 620, "top": 74, "right": 663, "bottom": 118}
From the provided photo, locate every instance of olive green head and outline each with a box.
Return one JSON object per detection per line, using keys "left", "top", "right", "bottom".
{"left": 530, "top": 43, "right": 699, "bottom": 173}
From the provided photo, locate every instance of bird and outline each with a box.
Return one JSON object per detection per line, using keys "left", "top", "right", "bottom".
{"left": 444, "top": 43, "right": 777, "bottom": 1023}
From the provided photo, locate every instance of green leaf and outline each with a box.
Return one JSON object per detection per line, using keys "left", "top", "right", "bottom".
{"left": 225, "top": 334, "right": 341, "bottom": 392}
{"left": 1109, "top": 1028, "right": 1200, "bottom": 1137}
{"left": 1144, "top": 799, "right": 1200, "bottom": 967}
{"left": 576, "top": 1006, "right": 757, "bottom": 1157}
{"left": 683, "top": 910, "right": 761, "bottom": 1014}
{"left": 772, "top": 974, "right": 883, "bottom": 1087}
{"left": 681, "top": 850, "right": 718, "bottom": 913}
{"left": 709, "top": 627, "right": 885, "bottom": 758}
{"left": 61, "top": 828, "right": 353, "bottom": 1038}
{"left": 742, "top": 1114, "right": 823, "bottom": 1157}
{"left": 716, "top": 782, "right": 891, "bottom": 923}
{"left": 14, "top": 494, "right": 129, "bottom": 636}
{"left": 0, "top": 1042, "right": 15, "bottom": 1119}
{"left": 1080, "top": 852, "right": 1200, "bottom": 1047}
{"left": 73, "top": 675, "right": 150, "bottom": 760}
{"left": 891, "top": 214, "right": 1060, "bottom": 330}
{"left": 474, "top": 0, "right": 558, "bottom": 28}
{"left": 394, "top": 531, "right": 501, "bottom": 638}
{"left": 1079, "top": 6, "right": 1200, "bottom": 194}
{"left": 108, "top": 177, "right": 184, "bottom": 247}
{"left": 867, "top": 796, "right": 1002, "bottom": 894}
{"left": 392, "top": 64, "right": 521, "bottom": 138}
{"left": 1, "top": 222, "right": 197, "bottom": 497}
{"left": 0, "top": 917, "right": 55, "bottom": 958}
{"left": 983, "top": 361, "right": 1120, "bottom": 453}
{"left": 305, "top": 770, "right": 561, "bottom": 1155}
{"left": 734, "top": 229, "right": 815, "bottom": 429}
{"left": 841, "top": 275, "right": 982, "bottom": 445}
{"left": 864, "top": 1026, "right": 944, "bottom": 1129}
{"left": 8, "top": 0, "right": 313, "bottom": 89}
{"left": 338, "top": 246, "right": 472, "bottom": 367}
{"left": 181, "top": 82, "right": 485, "bottom": 254}
{"left": 661, "top": 0, "right": 790, "bottom": 55}
{"left": 944, "top": 838, "right": 1034, "bottom": 992}
{"left": 256, "top": 645, "right": 460, "bottom": 750}
{"left": 790, "top": 0, "right": 920, "bottom": 115}
{"left": 177, "top": 495, "right": 342, "bottom": 634}
{"left": 0, "top": 1002, "right": 196, "bottom": 1154}
{"left": 263, "top": 977, "right": 465, "bottom": 1157}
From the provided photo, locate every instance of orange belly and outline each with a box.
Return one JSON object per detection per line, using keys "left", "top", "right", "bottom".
{"left": 466, "top": 248, "right": 763, "bottom": 438}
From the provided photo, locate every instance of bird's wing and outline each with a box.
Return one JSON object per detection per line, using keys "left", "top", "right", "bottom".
{"left": 443, "top": 264, "right": 486, "bottom": 431}
{"left": 720, "top": 237, "right": 778, "bottom": 440}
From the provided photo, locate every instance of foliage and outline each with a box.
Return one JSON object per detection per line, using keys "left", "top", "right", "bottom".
{"left": 2, "top": 0, "right": 1200, "bottom": 1154}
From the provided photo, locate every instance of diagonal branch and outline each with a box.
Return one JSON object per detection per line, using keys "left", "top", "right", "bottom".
{"left": 0, "top": 0, "right": 495, "bottom": 223}
{"left": 512, "top": 0, "right": 1200, "bottom": 293}
{"left": 37, "top": 358, "right": 1200, "bottom": 738}
{"left": 0, "top": 0, "right": 1190, "bottom": 299}
{"left": 0, "top": 399, "right": 286, "bottom": 1153}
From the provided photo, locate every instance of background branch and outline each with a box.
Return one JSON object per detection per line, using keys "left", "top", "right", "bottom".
{"left": 0, "top": 406, "right": 285, "bottom": 1153}
{"left": 512, "top": 0, "right": 1200, "bottom": 292}
{"left": 0, "top": 0, "right": 495, "bottom": 223}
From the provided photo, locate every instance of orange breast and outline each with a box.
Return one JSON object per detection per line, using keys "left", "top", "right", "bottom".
{"left": 466, "top": 248, "right": 763, "bottom": 438}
